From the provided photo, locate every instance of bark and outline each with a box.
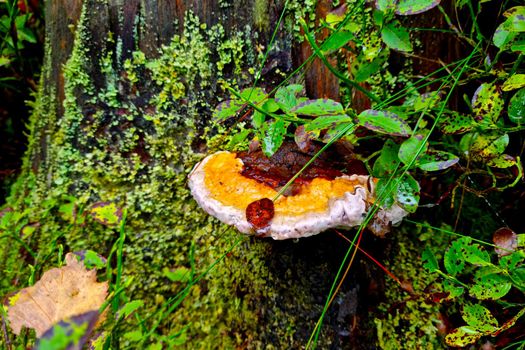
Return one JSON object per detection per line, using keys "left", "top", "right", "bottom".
{"left": 1, "top": 0, "right": 382, "bottom": 348}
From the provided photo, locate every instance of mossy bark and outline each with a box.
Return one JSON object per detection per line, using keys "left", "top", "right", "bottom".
{"left": 0, "top": 1, "right": 385, "bottom": 349}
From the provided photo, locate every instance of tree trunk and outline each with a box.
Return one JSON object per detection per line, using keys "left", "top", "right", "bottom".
{"left": 1, "top": 0, "right": 390, "bottom": 348}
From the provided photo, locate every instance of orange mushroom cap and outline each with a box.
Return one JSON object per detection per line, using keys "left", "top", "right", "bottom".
{"left": 188, "top": 150, "right": 407, "bottom": 240}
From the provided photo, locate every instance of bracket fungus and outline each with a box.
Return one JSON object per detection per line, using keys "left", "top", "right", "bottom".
{"left": 188, "top": 144, "right": 408, "bottom": 240}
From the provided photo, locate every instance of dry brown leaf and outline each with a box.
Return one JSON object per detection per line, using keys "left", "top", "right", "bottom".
{"left": 7, "top": 253, "right": 108, "bottom": 337}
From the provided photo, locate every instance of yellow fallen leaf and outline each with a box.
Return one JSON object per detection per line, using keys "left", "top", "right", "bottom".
{"left": 7, "top": 253, "right": 108, "bottom": 337}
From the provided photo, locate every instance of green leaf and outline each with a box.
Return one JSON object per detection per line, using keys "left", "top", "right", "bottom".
{"left": 418, "top": 151, "right": 459, "bottom": 171}
{"left": 163, "top": 267, "right": 191, "bottom": 283}
{"left": 351, "top": 52, "right": 387, "bottom": 82}
{"left": 398, "top": 134, "right": 427, "bottom": 165}
{"left": 305, "top": 115, "right": 353, "bottom": 132}
{"left": 275, "top": 84, "right": 303, "bottom": 112}
{"left": 462, "top": 304, "right": 499, "bottom": 333}
{"left": 322, "top": 31, "right": 355, "bottom": 53}
{"left": 17, "top": 27, "right": 37, "bottom": 44}
{"left": 471, "top": 83, "right": 504, "bottom": 127}
{"left": 240, "top": 87, "right": 267, "bottom": 104}
{"left": 226, "top": 128, "right": 251, "bottom": 149}
{"left": 321, "top": 122, "right": 355, "bottom": 143}
{"left": 404, "top": 91, "right": 441, "bottom": 112}
{"left": 381, "top": 22, "right": 413, "bottom": 52}
{"left": 357, "top": 109, "right": 412, "bottom": 136}
{"left": 508, "top": 88, "right": 525, "bottom": 124}
{"left": 439, "top": 112, "right": 476, "bottom": 134}
{"left": 376, "top": 0, "right": 396, "bottom": 12}
{"left": 445, "top": 326, "right": 483, "bottom": 347}
{"left": 395, "top": 0, "right": 441, "bottom": 15}
{"left": 89, "top": 202, "right": 123, "bottom": 226}
{"left": 422, "top": 246, "right": 439, "bottom": 272}
{"left": 502, "top": 74, "right": 525, "bottom": 91}
{"left": 394, "top": 173, "right": 420, "bottom": 213}
{"left": 444, "top": 239, "right": 466, "bottom": 276}
{"left": 0, "top": 56, "right": 11, "bottom": 67}
{"left": 470, "top": 273, "right": 512, "bottom": 300}
{"left": 461, "top": 132, "right": 509, "bottom": 161}
{"left": 487, "top": 154, "right": 516, "bottom": 168}
{"left": 291, "top": 98, "right": 344, "bottom": 116}
{"left": 493, "top": 19, "right": 518, "bottom": 48}
{"left": 118, "top": 300, "right": 144, "bottom": 320}
{"left": 443, "top": 279, "right": 464, "bottom": 299}
{"left": 459, "top": 238, "right": 493, "bottom": 266}
{"left": 261, "top": 119, "right": 289, "bottom": 157}
{"left": 373, "top": 139, "right": 400, "bottom": 177}
{"left": 123, "top": 330, "right": 144, "bottom": 342}
{"left": 80, "top": 250, "right": 107, "bottom": 269}
{"left": 375, "top": 178, "right": 396, "bottom": 208}
{"left": 213, "top": 100, "right": 244, "bottom": 121}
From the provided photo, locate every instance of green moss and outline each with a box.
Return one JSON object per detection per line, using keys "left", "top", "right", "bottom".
{"left": 0, "top": 3, "right": 327, "bottom": 349}
{"left": 374, "top": 225, "right": 449, "bottom": 349}
{"left": 254, "top": 0, "right": 270, "bottom": 30}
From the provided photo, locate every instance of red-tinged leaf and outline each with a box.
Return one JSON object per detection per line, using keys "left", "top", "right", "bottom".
{"left": 246, "top": 198, "right": 274, "bottom": 230}
{"left": 417, "top": 151, "right": 459, "bottom": 171}
{"left": 291, "top": 98, "right": 344, "bottom": 116}
{"left": 493, "top": 227, "right": 518, "bottom": 257}
{"left": 294, "top": 125, "right": 316, "bottom": 153}
{"left": 357, "top": 109, "right": 412, "bottom": 136}
{"left": 395, "top": 0, "right": 441, "bottom": 15}
{"left": 36, "top": 311, "right": 99, "bottom": 349}
{"left": 89, "top": 202, "right": 123, "bottom": 226}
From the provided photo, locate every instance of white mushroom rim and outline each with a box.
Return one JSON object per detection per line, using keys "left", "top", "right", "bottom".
{"left": 188, "top": 151, "right": 408, "bottom": 240}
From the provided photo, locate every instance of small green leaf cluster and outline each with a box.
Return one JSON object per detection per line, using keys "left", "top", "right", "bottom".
{"left": 423, "top": 234, "right": 525, "bottom": 347}
{"left": 0, "top": 0, "right": 42, "bottom": 89}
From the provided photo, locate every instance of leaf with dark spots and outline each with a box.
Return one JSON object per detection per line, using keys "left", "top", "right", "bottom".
{"left": 356, "top": 109, "right": 411, "bottom": 136}
{"left": 417, "top": 151, "right": 459, "bottom": 171}
{"left": 422, "top": 246, "right": 439, "bottom": 272}
{"left": 294, "top": 125, "right": 316, "bottom": 153}
{"left": 445, "top": 326, "right": 482, "bottom": 347}
{"left": 274, "top": 84, "right": 303, "bottom": 112}
{"left": 461, "top": 304, "right": 499, "bottom": 333}
{"left": 460, "top": 132, "right": 509, "bottom": 162}
{"left": 213, "top": 100, "right": 244, "bottom": 121}
{"left": 439, "top": 112, "right": 476, "bottom": 134}
{"left": 89, "top": 202, "right": 123, "bottom": 226}
{"left": 493, "top": 227, "right": 518, "bottom": 257}
{"left": 487, "top": 154, "right": 516, "bottom": 168}
{"left": 502, "top": 74, "right": 525, "bottom": 91}
{"left": 290, "top": 98, "right": 344, "bottom": 116}
{"left": 246, "top": 198, "right": 274, "bottom": 231}
{"left": 471, "top": 83, "right": 504, "bottom": 128}
{"left": 394, "top": 173, "right": 420, "bottom": 213}
{"left": 395, "top": 0, "right": 441, "bottom": 15}
{"left": 444, "top": 239, "right": 466, "bottom": 276}
{"left": 322, "top": 31, "right": 355, "bottom": 53}
{"left": 304, "top": 115, "right": 353, "bottom": 133}
{"left": 470, "top": 273, "right": 512, "bottom": 300}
